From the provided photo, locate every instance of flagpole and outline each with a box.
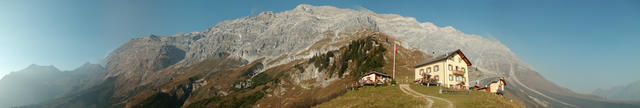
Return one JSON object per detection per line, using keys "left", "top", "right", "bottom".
{"left": 393, "top": 43, "right": 396, "bottom": 81}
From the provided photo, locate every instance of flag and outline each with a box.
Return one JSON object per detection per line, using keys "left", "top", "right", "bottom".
{"left": 394, "top": 43, "right": 397, "bottom": 54}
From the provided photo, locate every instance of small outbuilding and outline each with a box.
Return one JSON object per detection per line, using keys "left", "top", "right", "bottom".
{"left": 472, "top": 77, "right": 507, "bottom": 95}
{"left": 359, "top": 71, "right": 392, "bottom": 85}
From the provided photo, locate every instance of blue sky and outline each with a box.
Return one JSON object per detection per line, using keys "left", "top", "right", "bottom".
{"left": 0, "top": 0, "right": 638, "bottom": 93}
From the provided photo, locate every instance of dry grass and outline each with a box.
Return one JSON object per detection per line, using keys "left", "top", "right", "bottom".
{"left": 408, "top": 84, "right": 524, "bottom": 108}
{"left": 125, "top": 57, "right": 257, "bottom": 107}
{"left": 255, "top": 60, "right": 357, "bottom": 108}
{"left": 313, "top": 85, "right": 425, "bottom": 108}
{"left": 314, "top": 84, "right": 524, "bottom": 108}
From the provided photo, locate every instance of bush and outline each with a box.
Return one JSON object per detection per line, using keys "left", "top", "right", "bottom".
{"left": 251, "top": 73, "right": 273, "bottom": 88}
{"left": 134, "top": 92, "right": 185, "bottom": 108}
{"left": 214, "top": 91, "right": 265, "bottom": 108}
{"left": 295, "top": 64, "right": 305, "bottom": 73}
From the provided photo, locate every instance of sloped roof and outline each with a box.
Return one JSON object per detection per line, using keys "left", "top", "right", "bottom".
{"left": 361, "top": 71, "right": 391, "bottom": 78}
{"left": 477, "top": 77, "right": 501, "bottom": 87}
{"left": 414, "top": 49, "right": 471, "bottom": 68}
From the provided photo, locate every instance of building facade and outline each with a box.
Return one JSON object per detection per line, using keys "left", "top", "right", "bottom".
{"left": 414, "top": 49, "right": 471, "bottom": 89}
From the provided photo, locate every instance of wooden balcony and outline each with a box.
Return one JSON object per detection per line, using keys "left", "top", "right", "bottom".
{"left": 453, "top": 70, "right": 465, "bottom": 75}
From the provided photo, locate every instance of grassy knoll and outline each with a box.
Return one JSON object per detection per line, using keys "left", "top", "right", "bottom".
{"left": 409, "top": 84, "right": 524, "bottom": 108}
{"left": 314, "top": 85, "right": 425, "bottom": 108}
{"left": 315, "top": 84, "right": 523, "bottom": 108}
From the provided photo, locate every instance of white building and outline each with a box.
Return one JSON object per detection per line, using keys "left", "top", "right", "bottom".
{"left": 414, "top": 49, "right": 471, "bottom": 89}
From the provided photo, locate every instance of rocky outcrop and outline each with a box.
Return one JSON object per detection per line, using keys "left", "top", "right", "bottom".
{"left": 105, "top": 34, "right": 196, "bottom": 79}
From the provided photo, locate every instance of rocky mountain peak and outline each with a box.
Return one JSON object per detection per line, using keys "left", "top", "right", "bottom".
{"left": 295, "top": 4, "right": 313, "bottom": 11}
{"left": 258, "top": 11, "right": 275, "bottom": 17}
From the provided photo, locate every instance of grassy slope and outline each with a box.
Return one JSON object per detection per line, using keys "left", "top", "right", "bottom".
{"left": 313, "top": 85, "right": 425, "bottom": 108}
{"left": 409, "top": 84, "right": 523, "bottom": 108}
{"left": 316, "top": 84, "right": 523, "bottom": 108}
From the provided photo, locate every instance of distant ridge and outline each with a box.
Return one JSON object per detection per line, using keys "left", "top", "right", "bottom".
{"left": 0, "top": 64, "right": 106, "bottom": 108}
{"left": 593, "top": 80, "right": 640, "bottom": 101}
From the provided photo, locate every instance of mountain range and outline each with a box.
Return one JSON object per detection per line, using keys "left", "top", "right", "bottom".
{"left": 0, "top": 63, "right": 106, "bottom": 108}
{"left": 593, "top": 80, "right": 640, "bottom": 101}
{"left": 1, "top": 4, "right": 639, "bottom": 108}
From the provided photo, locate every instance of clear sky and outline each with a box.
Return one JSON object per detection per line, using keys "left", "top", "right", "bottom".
{"left": 0, "top": 0, "right": 638, "bottom": 93}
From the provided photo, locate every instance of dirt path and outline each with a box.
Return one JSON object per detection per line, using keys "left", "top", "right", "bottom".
{"left": 399, "top": 84, "right": 455, "bottom": 108}
{"left": 399, "top": 84, "right": 434, "bottom": 108}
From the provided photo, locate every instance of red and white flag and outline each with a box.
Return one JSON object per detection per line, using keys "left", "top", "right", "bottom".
{"left": 394, "top": 43, "right": 398, "bottom": 54}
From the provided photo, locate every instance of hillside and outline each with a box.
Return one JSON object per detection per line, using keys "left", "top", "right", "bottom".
{"left": 314, "top": 85, "right": 427, "bottom": 108}
{"left": 133, "top": 30, "right": 427, "bottom": 108}
{"left": 316, "top": 84, "right": 523, "bottom": 108}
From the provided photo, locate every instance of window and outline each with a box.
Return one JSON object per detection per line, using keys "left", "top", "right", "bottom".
{"left": 419, "top": 69, "right": 424, "bottom": 75}
{"left": 462, "top": 68, "right": 466, "bottom": 73}
{"left": 435, "top": 65, "right": 439, "bottom": 72}
{"left": 427, "top": 67, "right": 432, "bottom": 73}
{"left": 448, "top": 65, "right": 453, "bottom": 71}
{"left": 456, "top": 66, "right": 459, "bottom": 70}
{"left": 449, "top": 74, "right": 453, "bottom": 81}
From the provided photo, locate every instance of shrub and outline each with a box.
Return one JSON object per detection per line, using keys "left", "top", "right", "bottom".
{"left": 295, "top": 64, "right": 304, "bottom": 73}
{"left": 251, "top": 73, "right": 273, "bottom": 88}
